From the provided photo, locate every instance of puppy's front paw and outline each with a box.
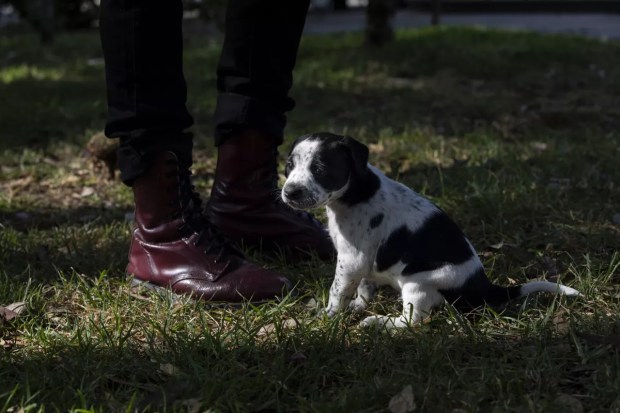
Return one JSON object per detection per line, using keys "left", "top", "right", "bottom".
{"left": 348, "top": 299, "right": 367, "bottom": 313}
{"left": 320, "top": 307, "right": 338, "bottom": 319}
{"left": 359, "top": 315, "right": 384, "bottom": 328}
{"left": 359, "top": 315, "right": 402, "bottom": 330}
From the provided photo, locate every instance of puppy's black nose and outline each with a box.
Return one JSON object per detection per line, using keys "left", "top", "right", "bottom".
{"left": 284, "top": 186, "right": 304, "bottom": 201}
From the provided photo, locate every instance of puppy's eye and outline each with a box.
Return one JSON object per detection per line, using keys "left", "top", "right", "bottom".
{"left": 285, "top": 159, "right": 294, "bottom": 177}
{"left": 310, "top": 160, "right": 325, "bottom": 177}
{"left": 310, "top": 163, "right": 320, "bottom": 175}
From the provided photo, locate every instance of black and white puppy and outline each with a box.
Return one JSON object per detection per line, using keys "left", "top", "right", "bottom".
{"left": 282, "top": 132, "right": 580, "bottom": 329}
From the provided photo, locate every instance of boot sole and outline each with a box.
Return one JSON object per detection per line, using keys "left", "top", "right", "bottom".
{"left": 128, "top": 277, "right": 281, "bottom": 308}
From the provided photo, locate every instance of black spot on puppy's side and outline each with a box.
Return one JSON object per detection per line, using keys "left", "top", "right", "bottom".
{"left": 439, "top": 268, "right": 521, "bottom": 311}
{"left": 439, "top": 268, "right": 491, "bottom": 311}
{"left": 369, "top": 213, "right": 384, "bottom": 229}
{"left": 375, "top": 212, "right": 474, "bottom": 274}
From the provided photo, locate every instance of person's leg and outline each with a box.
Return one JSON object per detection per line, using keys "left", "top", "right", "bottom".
{"left": 207, "top": 0, "right": 335, "bottom": 260}
{"left": 99, "top": 0, "right": 290, "bottom": 302}
{"left": 213, "top": 0, "right": 307, "bottom": 143}
{"left": 99, "top": 0, "right": 193, "bottom": 183}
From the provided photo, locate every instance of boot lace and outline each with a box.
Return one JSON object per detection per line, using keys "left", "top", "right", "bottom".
{"left": 170, "top": 161, "right": 242, "bottom": 262}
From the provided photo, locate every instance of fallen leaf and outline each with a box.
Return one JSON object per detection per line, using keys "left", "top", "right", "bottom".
{"left": 257, "top": 323, "right": 276, "bottom": 336}
{"left": 369, "top": 143, "right": 385, "bottom": 154}
{"left": 6, "top": 302, "right": 26, "bottom": 315}
{"left": 0, "top": 307, "right": 18, "bottom": 322}
{"left": 388, "top": 384, "right": 416, "bottom": 413}
{"left": 304, "top": 298, "right": 318, "bottom": 310}
{"left": 257, "top": 318, "right": 299, "bottom": 337}
{"left": 79, "top": 187, "right": 95, "bottom": 197}
{"left": 7, "top": 176, "right": 34, "bottom": 190}
{"left": 531, "top": 141, "right": 548, "bottom": 151}
{"left": 0, "top": 302, "right": 26, "bottom": 323}
{"left": 159, "top": 363, "right": 183, "bottom": 377}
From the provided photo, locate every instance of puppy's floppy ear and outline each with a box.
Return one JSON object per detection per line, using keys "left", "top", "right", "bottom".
{"left": 339, "top": 135, "right": 369, "bottom": 176}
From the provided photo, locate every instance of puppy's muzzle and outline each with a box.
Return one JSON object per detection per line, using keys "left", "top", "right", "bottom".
{"left": 282, "top": 184, "right": 317, "bottom": 210}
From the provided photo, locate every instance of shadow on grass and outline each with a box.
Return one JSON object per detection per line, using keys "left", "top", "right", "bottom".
{"left": 0, "top": 205, "right": 131, "bottom": 281}
{"left": 0, "top": 77, "right": 106, "bottom": 151}
{"left": 1, "top": 319, "right": 613, "bottom": 412}
{"left": 2, "top": 27, "right": 619, "bottom": 152}
{"left": 0, "top": 205, "right": 128, "bottom": 231}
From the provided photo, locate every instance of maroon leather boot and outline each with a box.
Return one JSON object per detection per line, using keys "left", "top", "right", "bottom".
{"left": 206, "top": 130, "right": 335, "bottom": 260}
{"left": 127, "top": 151, "right": 291, "bottom": 303}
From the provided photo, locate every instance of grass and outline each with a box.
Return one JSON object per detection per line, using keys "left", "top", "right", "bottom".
{"left": 1, "top": 24, "right": 620, "bottom": 412}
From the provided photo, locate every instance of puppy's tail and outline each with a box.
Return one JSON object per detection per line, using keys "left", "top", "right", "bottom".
{"left": 447, "top": 273, "right": 581, "bottom": 312}
{"left": 518, "top": 281, "right": 581, "bottom": 298}
{"left": 483, "top": 280, "right": 581, "bottom": 307}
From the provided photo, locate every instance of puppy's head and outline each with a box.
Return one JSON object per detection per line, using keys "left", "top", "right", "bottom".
{"left": 281, "top": 132, "right": 369, "bottom": 210}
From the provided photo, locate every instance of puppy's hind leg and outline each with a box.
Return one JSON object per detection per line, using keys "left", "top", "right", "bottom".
{"left": 348, "top": 278, "right": 378, "bottom": 313}
{"left": 360, "top": 284, "right": 441, "bottom": 330}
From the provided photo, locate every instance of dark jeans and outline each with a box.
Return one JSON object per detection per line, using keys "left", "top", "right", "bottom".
{"left": 99, "top": 0, "right": 310, "bottom": 183}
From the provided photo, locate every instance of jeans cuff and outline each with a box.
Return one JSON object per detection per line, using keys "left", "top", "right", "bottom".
{"left": 116, "top": 132, "right": 193, "bottom": 186}
{"left": 213, "top": 93, "right": 286, "bottom": 146}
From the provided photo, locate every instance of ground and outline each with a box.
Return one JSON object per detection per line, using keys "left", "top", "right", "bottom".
{"left": 0, "top": 27, "right": 619, "bottom": 412}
